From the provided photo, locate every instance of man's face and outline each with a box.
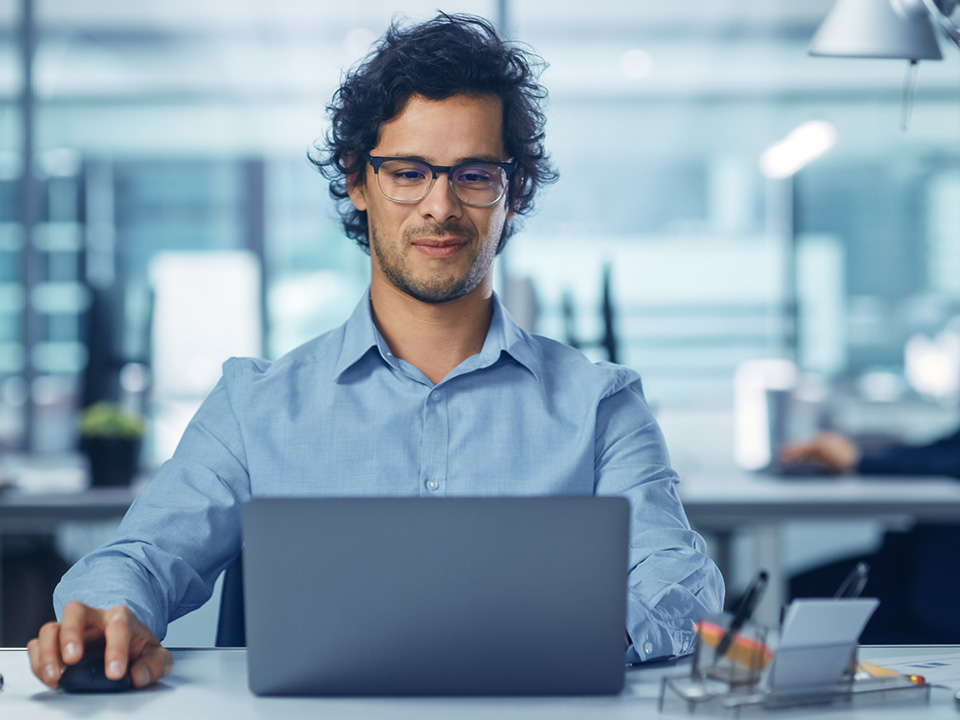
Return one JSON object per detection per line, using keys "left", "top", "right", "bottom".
{"left": 348, "top": 93, "right": 514, "bottom": 305}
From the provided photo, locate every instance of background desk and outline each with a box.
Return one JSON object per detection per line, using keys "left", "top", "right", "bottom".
{"left": 0, "top": 486, "right": 137, "bottom": 533}
{"left": 679, "top": 471, "right": 960, "bottom": 623}
{"left": 4, "top": 468, "right": 960, "bottom": 645}
{"left": 0, "top": 486, "right": 137, "bottom": 645}
{"left": 0, "top": 646, "right": 958, "bottom": 719}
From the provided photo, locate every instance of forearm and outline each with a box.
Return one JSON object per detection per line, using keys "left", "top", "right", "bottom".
{"left": 595, "top": 382, "right": 725, "bottom": 662}
{"left": 55, "top": 374, "right": 251, "bottom": 640}
{"left": 620, "top": 475, "right": 725, "bottom": 662}
{"left": 54, "top": 548, "right": 176, "bottom": 640}
{"left": 859, "top": 439, "right": 960, "bottom": 479}
{"left": 54, "top": 457, "right": 246, "bottom": 640}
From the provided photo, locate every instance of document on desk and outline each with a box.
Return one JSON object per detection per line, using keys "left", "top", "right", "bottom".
{"left": 769, "top": 598, "right": 879, "bottom": 693}
{"left": 865, "top": 652, "right": 960, "bottom": 690}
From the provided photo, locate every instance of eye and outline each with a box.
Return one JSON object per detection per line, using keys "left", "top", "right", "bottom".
{"left": 380, "top": 161, "right": 430, "bottom": 185}
{"left": 392, "top": 168, "right": 428, "bottom": 183}
{"left": 455, "top": 165, "right": 496, "bottom": 186}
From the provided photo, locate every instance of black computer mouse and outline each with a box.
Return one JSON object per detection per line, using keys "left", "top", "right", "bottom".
{"left": 58, "top": 637, "right": 133, "bottom": 693}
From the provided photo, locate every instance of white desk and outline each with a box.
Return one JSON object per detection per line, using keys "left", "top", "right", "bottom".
{"left": 678, "top": 471, "right": 960, "bottom": 623}
{"left": 681, "top": 471, "right": 960, "bottom": 528}
{"left": 0, "top": 647, "right": 957, "bottom": 719}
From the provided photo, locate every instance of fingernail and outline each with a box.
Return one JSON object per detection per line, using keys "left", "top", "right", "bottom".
{"left": 43, "top": 664, "right": 59, "bottom": 683}
{"left": 108, "top": 660, "right": 124, "bottom": 678}
{"left": 64, "top": 642, "right": 79, "bottom": 661}
{"left": 134, "top": 666, "right": 150, "bottom": 686}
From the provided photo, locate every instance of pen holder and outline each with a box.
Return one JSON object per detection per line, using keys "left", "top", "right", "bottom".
{"left": 693, "top": 613, "right": 771, "bottom": 689}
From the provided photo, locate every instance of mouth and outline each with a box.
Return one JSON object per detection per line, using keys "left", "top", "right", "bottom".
{"left": 411, "top": 237, "right": 469, "bottom": 259}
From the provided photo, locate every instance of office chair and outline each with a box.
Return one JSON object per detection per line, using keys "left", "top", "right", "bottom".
{"left": 215, "top": 554, "right": 246, "bottom": 647}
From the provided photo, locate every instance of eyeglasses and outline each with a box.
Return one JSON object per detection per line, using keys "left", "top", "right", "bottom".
{"left": 365, "top": 155, "right": 516, "bottom": 208}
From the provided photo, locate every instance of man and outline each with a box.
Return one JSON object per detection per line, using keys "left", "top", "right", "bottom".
{"left": 28, "top": 14, "right": 724, "bottom": 689}
{"left": 783, "top": 430, "right": 960, "bottom": 642}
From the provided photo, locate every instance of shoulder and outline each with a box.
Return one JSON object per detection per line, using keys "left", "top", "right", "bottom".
{"left": 521, "top": 335, "right": 661, "bottom": 456}
{"left": 523, "top": 332, "right": 643, "bottom": 399}
{"left": 220, "top": 325, "right": 346, "bottom": 389}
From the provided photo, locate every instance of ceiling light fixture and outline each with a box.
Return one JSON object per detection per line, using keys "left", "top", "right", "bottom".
{"left": 759, "top": 121, "right": 838, "bottom": 179}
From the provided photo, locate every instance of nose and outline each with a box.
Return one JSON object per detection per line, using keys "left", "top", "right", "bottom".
{"left": 417, "top": 172, "right": 462, "bottom": 223}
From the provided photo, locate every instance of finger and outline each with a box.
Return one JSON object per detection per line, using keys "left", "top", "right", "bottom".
{"left": 35, "top": 621, "right": 64, "bottom": 688}
{"left": 59, "top": 601, "right": 97, "bottom": 664}
{"left": 27, "top": 637, "right": 43, "bottom": 680}
{"left": 780, "top": 445, "right": 812, "bottom": 463}
{"left": 779, "top": 445, "right": 805, "bottom": 462}
{"left": 129, "top": 645, "right": 174, "bottom": 688}
{"left": 102, "top": 606, "right": 134, "bottom": 680}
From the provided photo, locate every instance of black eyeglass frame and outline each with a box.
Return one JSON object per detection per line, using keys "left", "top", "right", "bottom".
{"left": 364, "top": 154, "right": 517, "bottom": 208}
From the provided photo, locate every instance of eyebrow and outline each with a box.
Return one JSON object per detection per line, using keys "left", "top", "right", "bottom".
{"left": 380, "top": 153, "right": 508, "bottom": 165}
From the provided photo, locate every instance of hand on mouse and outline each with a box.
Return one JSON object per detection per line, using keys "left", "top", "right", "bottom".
{"left": 779, "top": 432, "right": 861, "bottom": 474}
{"left": 26, "top": 601, "right": 173, "bottom": 690}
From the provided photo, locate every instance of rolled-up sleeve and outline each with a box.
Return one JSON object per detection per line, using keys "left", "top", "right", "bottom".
{"left": 594, "top": 380, "right": 725, "bottom": 662}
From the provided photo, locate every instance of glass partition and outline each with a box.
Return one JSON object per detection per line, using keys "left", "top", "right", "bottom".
{"left": 5, "top": 0, "right": 959, "bottom": 456}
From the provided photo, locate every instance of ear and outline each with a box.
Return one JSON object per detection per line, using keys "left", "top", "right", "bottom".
{"left": 347, "top": 181, "right": 367, "bottom": 212}
{"left": 344, "top": 157, "right": 368, "bottom": 212}
{"left": 507, "top": 168, "right": 523, "bottom": 218}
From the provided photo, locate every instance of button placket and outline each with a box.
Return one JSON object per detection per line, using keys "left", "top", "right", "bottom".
{"left": 419, "top": 386, "right": 448, "bottom": 497}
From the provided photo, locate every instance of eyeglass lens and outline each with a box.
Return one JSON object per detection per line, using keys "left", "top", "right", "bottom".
{"left": 375, "top": 160, "right": 508, "bottom": 206}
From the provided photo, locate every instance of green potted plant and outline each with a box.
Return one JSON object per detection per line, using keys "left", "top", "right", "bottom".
{"left": 78, "top": 402, "right": 145, "bottom": 487}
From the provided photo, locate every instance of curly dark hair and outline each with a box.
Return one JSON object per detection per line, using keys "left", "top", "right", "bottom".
{"left": 311, "top": 13, "right": 558, "bottom": 254}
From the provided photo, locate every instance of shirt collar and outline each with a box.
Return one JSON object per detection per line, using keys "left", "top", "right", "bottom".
{"left": 481, "top": 292, "right": 541, "bottom": 381}
{"left": 333, "top": 288, "right": 541, "bottom": 382}
{"left": 332, "top": 289, "right": 382, "bottom": 379}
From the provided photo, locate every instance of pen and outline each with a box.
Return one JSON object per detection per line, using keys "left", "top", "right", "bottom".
{"left": 695, "top": 619, "right": 773, "bottom": 670}
{"left": 716, "top": 570, "right": 768, "bottom": 660}
{"left": 834, "top": 562, "right": 869, "bottom": 599}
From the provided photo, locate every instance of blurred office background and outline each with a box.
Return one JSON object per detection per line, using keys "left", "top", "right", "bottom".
{"left": 0, "top": 0, "right": 959, "bottom": 644}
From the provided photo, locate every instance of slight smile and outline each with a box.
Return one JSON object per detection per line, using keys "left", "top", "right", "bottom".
{"left": 412, "top": 238, "right": 469, "bottom": 259}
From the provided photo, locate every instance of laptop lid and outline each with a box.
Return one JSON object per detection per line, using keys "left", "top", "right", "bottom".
{"left": 242, "top": 496, "right": 629, "bottom": 696}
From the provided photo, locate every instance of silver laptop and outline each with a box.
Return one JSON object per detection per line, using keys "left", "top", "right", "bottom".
{"left": 242, "top": 496, "right": 629, "bottom": 696}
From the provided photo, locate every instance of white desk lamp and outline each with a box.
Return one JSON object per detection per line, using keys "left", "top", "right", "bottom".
{"left": 810, "top": 0, "right": 959, "bottom": 127}
{"left": 810, "top": 0, "right": 959, "bottom": 59}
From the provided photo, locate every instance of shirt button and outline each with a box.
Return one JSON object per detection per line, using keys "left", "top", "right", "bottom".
{"left": 426, "top": 479, "right": 440, "bottom": 492}
{"left": 431, "top": 391, "right": 441, "bottom": 402}
{"left": 643, "top": 642, "right": 654, "bottom": 656}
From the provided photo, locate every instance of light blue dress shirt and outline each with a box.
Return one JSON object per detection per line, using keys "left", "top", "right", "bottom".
{"left": 55, "top": 290, "right": 724, "bottom": 662}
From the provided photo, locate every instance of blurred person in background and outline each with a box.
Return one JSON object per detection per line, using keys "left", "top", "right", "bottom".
{"left": 782, "top": 428, "right": 960, "bottom": 643}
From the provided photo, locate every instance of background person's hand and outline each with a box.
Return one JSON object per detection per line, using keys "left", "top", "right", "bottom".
{"left": 26, "top": 601, "right": 173, "bottom": 690}
{"left": 780, "top": 432, "right": 861, "bottom": 474}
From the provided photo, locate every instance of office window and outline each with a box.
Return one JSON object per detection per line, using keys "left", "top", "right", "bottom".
{"left": 265, "top": 157, "right": 370, "bottom": 358}
{"left": 505, "top": 0, "right": 960, "bottom": 408}
{"left": 5, "top": 0, "right": 959, "bottom": 450}
{"left": 0, "top": 0, "right": 21, "bottom": 449}
{"left": 13, "top": 1, "right": 497, "bottom": 455}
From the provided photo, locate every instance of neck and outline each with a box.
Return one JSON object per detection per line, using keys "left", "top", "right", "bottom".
{"left": 370, "top": 279, "right": 494, "bottom": 385}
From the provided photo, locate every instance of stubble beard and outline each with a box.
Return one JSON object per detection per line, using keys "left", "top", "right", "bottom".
{"left": 371, "top": 222, "right": 500, "bottom": 305}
